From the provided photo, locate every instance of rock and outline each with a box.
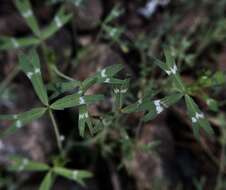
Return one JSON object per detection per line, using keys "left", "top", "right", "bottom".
{"left": 72, "top": 0, "right": 103, "bottom": 31}
{"left": 126, "top": 121, "right": 176, "bottom": 190}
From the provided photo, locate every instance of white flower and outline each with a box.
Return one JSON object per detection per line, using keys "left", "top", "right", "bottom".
{"left": 101, "top": 69, "right": 107, "bottom": 78}
{"left": 54, "top": 16, "right": 62, "bottom": 28}
{"left": 79, "top": 97, "right": 85, "bottom": 104}
{"left": 154, "top": 100, "right": 164, "bottom": 114}
{"left": 22, "top": 10, "right": 33, "bottom": 18}
{"left": 16, "top": 120, "right": 22, "bottom": 128}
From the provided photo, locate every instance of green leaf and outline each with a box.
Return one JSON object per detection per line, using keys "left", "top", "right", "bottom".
{"left": 123, "top": 93, "right": 182, "bottom": 121}
{"left": 113, "top": 79, "right": 129, "bottom": 109}
{"left": 0, "top": 36, "right": 40, "bottom": 50}
{"left": 164, "top": 48, "right": 175, "bottom": 68}
{"left": 103, "top": 25, "right": 124, "bottom": 41}
{"left": 160, "top": 93, "right": 183, "bottom": 107}
{"left": 19, "top": 49, "right": 49, "bottom": 105}
{"left": 105, "top": 5, "right": 123, "bottom": 24}
{"left": 50, "top": 94, "right": 104, "bottom": 110}
{"left": 0, "top": 107, "right": 47, "bottom": 137}
{"left": 53, "top": 167, "right": 92, "bottom": 185}
{"left": 81, "top": 76, "right": 97, "bottom": 92}
{"left": 205, "top": 97, "right": 219, "bottom": 112}
{"left": 185, "top": 95, "right": 214, "bottom": 138}
{"left": 96, "top": 64, "right": 124, "bottom": 83}
{"left": 40, "top": 7, "right": 72, "bottom": 40}
{"left": 153, "top": 49, "right": 186, "bottom": 92}
{"left": 8, "top": 156, "right": 49, "bottom": 172}
{"left": 39, "top": 172, "right": 54, "bottom": 190}
{"left": 78, "top": 105, "right": 94, "bottom": 137}
{"left": 15, "top": 0, "right": 40, "bottom": 36}
{"left": 47, "top": 80, "right": 81, "bottom": 99}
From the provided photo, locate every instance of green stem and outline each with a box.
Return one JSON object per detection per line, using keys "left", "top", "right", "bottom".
{"left": 48, "top": 109, "right": 64, "bottom": 156}
{"left": 52, "top": 65, "right": 75, "bottom": 81}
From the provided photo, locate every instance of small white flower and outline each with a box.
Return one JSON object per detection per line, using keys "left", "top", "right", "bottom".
{"left": 78, "top": 90, "right": 83, "bottom": 94}
{"left": 171, "top": 65, "right": 177, "bottom": 75}
{"left": 138, "top": 99, "right": 143, "bottom": 104}
{"left": 196, "top": 112, "right": 204, "bottom": 119}
{"left": 165, "top": 70, "right": 171, "bottom": 75}
{"left": 192, "top": 112, "right": 204, "bottom": 123}
{"left": 104, "top": 78, "right": 110, "bottom": 83}
{"left": 79, "top": 114, "right": 84, "bottom": 120}
{"left": 84, "top": 112, "right": 89, "bottom": 118}
{"left": 192, "top": 117, "right": 197, "bottom": 123}
{"left": 27, "top": 72, "right": 33, "bottom": 79}
{"left": 22, "top": 10, "right": 33, "bottom": 18}
{"left": 109, "top": 28, "right": 118, "bottom": 38}
{"left": 16, "top": 120, "right": 22, "bottom": 128}
{"left": 156, "top": 105, "right": 164, "bottom": 114}
{"left": 165, "top": 65, "right": 177, "bottom": 75}
{"left": 60, "top": 135, "right": 65, "bottom": 142}
{"left": 79, "top": 97, "right": 85, "bottom": 104}
{"left": 54, "top": 16, "right": 62, "bottom": 28}
{"left": 101, "top": 69, "right": 107, "bottom": 78}
{"left": 154, "top": 100, "right": 164, "bottom": 114}
{"left": 120, "top": 89, "right": 128, "bottom": 93}
{"left": 154, "top": 100, "right": 161, "bottom": 106}
{"left": 114, "top": 89, "right": 120, "bottom": 94}
{"left": 79, "top": 113, "right": 89, "bottom": 120}
{"left": 34, "top": 68, "right": 40, "bottom": 74}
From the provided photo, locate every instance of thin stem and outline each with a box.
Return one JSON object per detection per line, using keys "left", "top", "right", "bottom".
{"left": 52, "top": 65, "right": 75, "bottom": 81}
{"left": 0, "top": 65, "right": 20, "bottom": 94}
{"left": 48, "top": 109, "right": 64, "bottom": 156}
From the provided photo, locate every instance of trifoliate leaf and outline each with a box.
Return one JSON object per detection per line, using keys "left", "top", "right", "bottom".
{"left": 153, "top": 48, "right": 186, "bottom": 92}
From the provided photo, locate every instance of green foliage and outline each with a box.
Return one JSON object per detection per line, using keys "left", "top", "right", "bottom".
{"left": 0, "top": 107, "right": 47, "bottom": 137}
{"left": 15, "top": 0, "right": 41, "bottom": 36}
{"left": 8, "top": 156, "right": 92, "bottom": 189}
{"left": 1, "top": 0, "right": 223, "bottom": 188}
{"left": 39, "top": 172, "right": 54, "bottom": 190}
{"left": 185, "top": 95, "right": 213, "bottom": 138}
{"left": 19, "top": 50, "right": 49, "bottom": 105}
{"left": 0, "top": 0, "right": 72, "bottom": 50}
{"left": 53, "top": 167, "right": 92, "bottom": 185}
